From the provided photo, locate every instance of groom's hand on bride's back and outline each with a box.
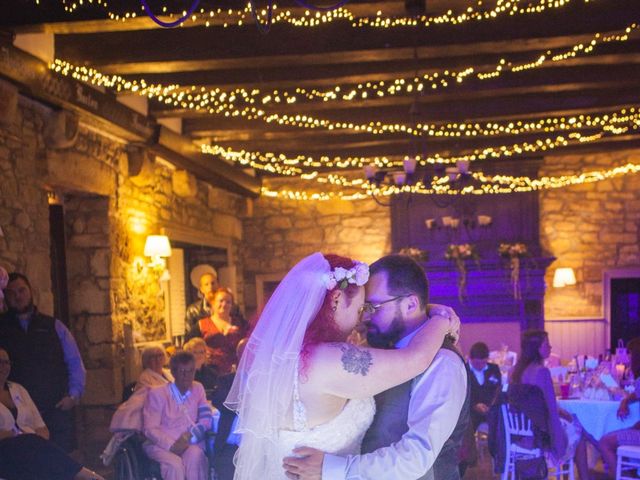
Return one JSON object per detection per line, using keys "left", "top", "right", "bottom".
{"left": 283, "top": 446, "right": 324, "bottom": 480}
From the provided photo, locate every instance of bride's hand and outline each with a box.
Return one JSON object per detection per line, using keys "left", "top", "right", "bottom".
{"left": 427, "top": 304, "right": 460, "bottom": 342}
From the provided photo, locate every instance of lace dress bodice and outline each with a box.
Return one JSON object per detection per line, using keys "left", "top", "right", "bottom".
{"left": 273, "top": 361, "right": 376, "bottom": 479}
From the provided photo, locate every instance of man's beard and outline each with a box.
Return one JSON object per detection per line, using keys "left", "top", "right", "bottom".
{"left": 366, "top": 309, "right": 405, "bottom": 349}
{"left": 9, "top": 300, "right": 34, "bottom": 315}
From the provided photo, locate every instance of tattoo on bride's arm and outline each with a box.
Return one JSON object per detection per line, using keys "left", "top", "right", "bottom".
{"left": 335, "top": 344, "right": 373, "bottom": 376}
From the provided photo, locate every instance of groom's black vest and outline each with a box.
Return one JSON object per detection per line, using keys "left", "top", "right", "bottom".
{"left": 361, "top": 339, "right": 470, "bottom": 480}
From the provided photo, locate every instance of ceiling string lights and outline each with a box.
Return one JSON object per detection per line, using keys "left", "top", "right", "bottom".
{"left": 199, "top": 108, "right": 640, "bottom": 175}
{"left": 199, "top": 124, "right": 640, "bottom": 193}
{"left": 50, "top": 0, "right": 597, "bottom": 30}
{"left": 50, "top": 22, "right": 638, "bottom": 117}
{"left": 259, "top": 161, "right": 640, "bottom": 201}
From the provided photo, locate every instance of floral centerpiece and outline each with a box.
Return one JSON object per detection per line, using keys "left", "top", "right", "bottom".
{"left": 445, "top": 244, "right": 478, "bottom": 301}
{"left": 398, "top": 247, "right": 429, "bottom": 263}
{"left": 498, "top": 242, "right": 528, "bottom": 300}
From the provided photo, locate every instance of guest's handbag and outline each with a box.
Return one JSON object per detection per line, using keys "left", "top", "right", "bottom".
{"left": 514, "top": 456, "right": 548, "bottom": 480}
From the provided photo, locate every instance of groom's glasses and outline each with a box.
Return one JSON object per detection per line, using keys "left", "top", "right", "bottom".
{"left": 359, "top": 295, "right": 410, "bottom": 315}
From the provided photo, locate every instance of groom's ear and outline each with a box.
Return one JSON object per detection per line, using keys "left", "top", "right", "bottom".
{"left": 404, "top": 294, "right": 420, "bottom": 314}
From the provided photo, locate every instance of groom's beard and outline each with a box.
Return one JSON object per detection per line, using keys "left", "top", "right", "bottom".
{"left": 366, "top": 309, "right": 405, "bottom": 349}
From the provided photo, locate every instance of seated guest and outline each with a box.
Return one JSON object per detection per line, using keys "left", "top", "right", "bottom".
{"left": 143, "top": 351, "right": 213, "bottom": 480}
{"left": 183, "top": 338, "right": 217, "bottom": 397}
{"left": 108, "top": 346, "right": 173, "bottom": 433}
{"left": 598, "top": 336, "right": 640, "bottom": 479}
{"left": 469, "top": 341, "right": 502, "bottom": 431}
{"left": 136, "top": 345, "right": 173, "bottom": 391}
{"left": 0, "top": 272, "right": 86, "bottom": 453}
{"left": 186, "top": 288, "right": 247, "bottom": 375}
{"left": 509, "top": 330, "right": 596, "bottom": 480}
{"left": 0, "top": 348, "right": 103, "bottom": 480}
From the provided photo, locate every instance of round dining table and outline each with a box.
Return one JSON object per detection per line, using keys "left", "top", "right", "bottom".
{"left": 557, "top": 399, "right": 640, "bottom": 439}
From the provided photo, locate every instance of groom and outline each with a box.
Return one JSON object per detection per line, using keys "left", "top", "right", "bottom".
{"left": 283, "top": 254, "right": 470, "bottom": 480}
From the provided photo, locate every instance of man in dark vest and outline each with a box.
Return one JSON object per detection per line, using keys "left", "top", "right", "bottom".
{"left": 468, "top": 341, "right": 502, "bottom": 432}
{"left": 284, "top": 254, "right": 470, "bottom": 480}
{"left": 0, "top": 272, "right": 86, "bottom": 453}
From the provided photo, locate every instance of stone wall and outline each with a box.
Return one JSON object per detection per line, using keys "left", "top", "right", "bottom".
{"left": 243, "top": 152, "right": 640, "bottom": 327}
{"left": 0, "top": 96, "right": 249, "bottom": 472}
{"left": 540, "top": 148, "right": 640, "bottom": 318}
{"left": 241, "top": 180, "right": 391, "bottom": 316}
{"left": 0, "top": 99, "right": 52, "bottom": 308}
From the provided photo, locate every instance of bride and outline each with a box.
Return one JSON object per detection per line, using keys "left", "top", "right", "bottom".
{"left": 225, "top": 252, "right": 458, "bottom": 479}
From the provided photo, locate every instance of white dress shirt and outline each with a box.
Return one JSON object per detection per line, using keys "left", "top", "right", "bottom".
{"left": 322, "top": 327, "right": 467, "bottom": 480}
{"left": 470, "top": 364, "right": 488, "bottom": 386}
{"left": 0, "top": 381, "right": 46, "bottom": 435}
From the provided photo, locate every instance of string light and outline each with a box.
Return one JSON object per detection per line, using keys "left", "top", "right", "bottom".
{"left": 200, "top": 109, "right": 640, "bottom": 177}
{"left": 260, "top": 162, "right": 640, "bottom": 201}
{"left": 50, "top": 22, "right": 639, "bottom": 136}
{"left": 48, "top": 0, "right": 597, "bottom": 30}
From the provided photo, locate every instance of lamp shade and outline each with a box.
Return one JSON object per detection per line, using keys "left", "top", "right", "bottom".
{"left": 552, "top": 267, "right": 576, "bottom": 288}
{"left": 144, "top": 235, "right": 172, "bottom": 258}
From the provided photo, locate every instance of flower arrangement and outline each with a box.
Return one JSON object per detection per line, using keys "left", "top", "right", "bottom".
{"left": 445, "top": 244, "right": 478, "bottom": 301}
{"left": 445, "top": 244, "right": 477, "bottom": 261}
{"left": 498, "top": 242, "right": 528, "bottom": 258}
{"left": 398, "top": 247, "right": 429, "bottom": 263}
{"left": 323, "top": 262, "right": 370, "bottom": 290}
{"left": 498, "top": 243, "right": 528, "bottom": 300}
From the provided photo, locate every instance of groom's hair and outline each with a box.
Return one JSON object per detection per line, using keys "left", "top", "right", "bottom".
{"left": 370, "top": 255, "right": 429, "bottom": 309}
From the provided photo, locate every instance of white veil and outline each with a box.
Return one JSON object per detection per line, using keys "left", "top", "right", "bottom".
{"left": 225, "top": 252, "right": 331, "bottom": 479}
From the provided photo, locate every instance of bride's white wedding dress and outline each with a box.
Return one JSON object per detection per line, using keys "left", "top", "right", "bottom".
{"left": 272, "top": 361, "right": 376, "bottom": 479}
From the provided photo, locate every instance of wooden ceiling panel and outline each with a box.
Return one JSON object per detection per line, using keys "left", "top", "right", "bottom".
{"left": 5, "top": 0, "right": 640, "bottom": 187}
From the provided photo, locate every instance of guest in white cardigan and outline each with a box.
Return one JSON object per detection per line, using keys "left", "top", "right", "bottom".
{"left": 108, "top": 345, "right": 173, "bottom": 434}
{"left": 0, "top": 347, "right": 103, "bottom": 480}
{"left": 143, "top": 350, "right": 213, "bottom": 480}
{"left": 136, "top": 345, "right": 174, "bottom": 391}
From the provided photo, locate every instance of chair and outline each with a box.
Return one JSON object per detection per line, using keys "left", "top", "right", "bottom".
{"left": 501, "top": 404, "right": 575, "bottom": 480}
{"left": 113, "top": 434, "right": 162, "bottom": 480}
{"left": 616, "top": 445, "right": 640, "bottom": 480}
{"left": 476, "top": 421, "right": 489, "bottom": 462}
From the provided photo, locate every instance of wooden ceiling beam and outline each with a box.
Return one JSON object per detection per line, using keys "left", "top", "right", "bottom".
{"left": 177, "top": 85, "right": 640, "bottom": 141}
{"left": 125, "top": 43, "right": 640, "bottom": 89}
{"left": 199, "top": 128, "right": 640, "bottom": 159}
{"left": 245, "top": 133, "right": 640, "bottom": 174}
{"left": 183, "top": 100, "right": 640, "bottom": 146}
{"left": 52, "top": 1, "right": 640, "bottom": 73}
{"left": 148, "top": 65, "right": 640, "bottom": 123}
{"left": 9, "top": 0, "right": 467, "bottom": 34}
{"left": 150, "top": 126, "right": 261, "bottom": 197}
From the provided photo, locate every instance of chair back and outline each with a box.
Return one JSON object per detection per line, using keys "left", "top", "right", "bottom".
{"left": 501, "top": 404, "right": 534, "bottom": 439}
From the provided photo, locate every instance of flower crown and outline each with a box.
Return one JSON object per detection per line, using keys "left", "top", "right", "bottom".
{"left": 323, "top": 262, "right": 370, "bottom": 290}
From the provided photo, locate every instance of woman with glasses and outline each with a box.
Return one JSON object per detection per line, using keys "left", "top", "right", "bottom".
{"left": 183, "top": 337, "right": 218, "bottom": 398}
{"left": 0, "top": 348, "right": 104, "bottom": 480}
{"left": 226, "top": 252, "right": 459, "bottom": 479}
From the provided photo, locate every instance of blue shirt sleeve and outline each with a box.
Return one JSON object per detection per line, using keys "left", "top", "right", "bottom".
{"left": 54, "top": 319, "right": 86, "bottom": 398}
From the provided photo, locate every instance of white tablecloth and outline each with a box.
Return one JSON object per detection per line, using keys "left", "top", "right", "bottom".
{"left": 557, "top": 399, "right": 640, "bottom": 439}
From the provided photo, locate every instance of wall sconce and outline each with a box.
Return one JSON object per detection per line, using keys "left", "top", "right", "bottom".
{"left": 144, "top": 235, "right": 172, "bottom": 269}
{"left": 552, "top": 267, "right": 576, "bottom": 288}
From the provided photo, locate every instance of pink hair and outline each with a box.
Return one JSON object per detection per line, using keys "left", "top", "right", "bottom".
{"left": 300, "top": 254, "right": 361, "bottom": 370}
